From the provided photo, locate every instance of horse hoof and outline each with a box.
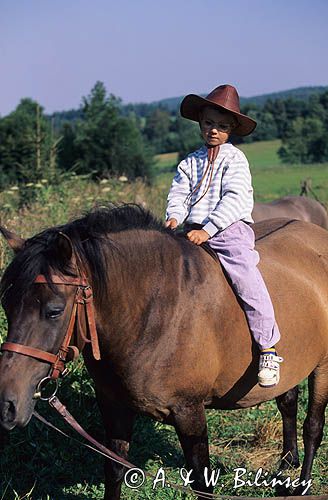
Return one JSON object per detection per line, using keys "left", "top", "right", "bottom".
{"left": 293, "top": 485, "right": 312, "bottom": 496}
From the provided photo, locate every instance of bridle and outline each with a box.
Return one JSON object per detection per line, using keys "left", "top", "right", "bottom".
{"left": 0, "top": 273, "right": 100, "bottom": 399}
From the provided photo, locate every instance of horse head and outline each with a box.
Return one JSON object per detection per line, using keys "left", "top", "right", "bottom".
{"left": 0, "top": 227, "right": 80, "bottom": 430}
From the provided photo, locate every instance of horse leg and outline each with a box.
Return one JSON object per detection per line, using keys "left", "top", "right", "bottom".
{"left": 294, "top": 369, "right": 328, "bottom": 496}
{"left": 172, "top": 402, "right": 212, "bottom": 499}
{"left": 276, "top": 385, "right": 300, "bottom": 469}
{"left": 96, "top": 394, "right": 136, "bottom": 500}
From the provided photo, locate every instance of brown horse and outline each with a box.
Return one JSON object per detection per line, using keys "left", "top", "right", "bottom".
{"left": 0, "top": 205, "right": 328, "bottom": 499}
{"left": 252, "top": 195, "right": 328, "bottom": 229}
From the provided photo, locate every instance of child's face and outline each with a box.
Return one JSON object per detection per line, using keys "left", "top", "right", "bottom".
{"left": 199, "top": 107, "right": 236, "bottom": 146}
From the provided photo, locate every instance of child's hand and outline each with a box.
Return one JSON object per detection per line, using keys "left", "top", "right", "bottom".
{"left": 187, "top": 229, "right": 210, "bottom": 245}
{"left": 165, "top": 218, "right": 178, "bottom": 230}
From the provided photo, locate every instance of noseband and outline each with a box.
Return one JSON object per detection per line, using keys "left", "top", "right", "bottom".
{"left": 1, "top": 274, "right": 100, "bottom": 385}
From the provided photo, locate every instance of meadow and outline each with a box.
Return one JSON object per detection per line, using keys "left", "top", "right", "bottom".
{"left": 0, "top": 139, "right": 327, "bottom": 499}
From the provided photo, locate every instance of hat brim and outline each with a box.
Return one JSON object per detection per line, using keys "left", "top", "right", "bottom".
{"left": 180, "top": 94, "right": 257, "bottom": 137}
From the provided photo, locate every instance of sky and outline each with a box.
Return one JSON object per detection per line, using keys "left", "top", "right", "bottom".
{"left": 1, "top": 0, "right": 327, "bottom": 116}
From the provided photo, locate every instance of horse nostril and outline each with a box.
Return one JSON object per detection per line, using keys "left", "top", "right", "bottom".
{"left": 1, "top": 400, "right": 17, "bottom": 424}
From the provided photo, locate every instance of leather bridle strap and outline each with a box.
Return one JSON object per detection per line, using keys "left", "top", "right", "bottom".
{"left": 35, "top": 273, "right": 100, "bottom": 362}
{"left": 76, "top": 285, "right": 100, "bottom": 360}
{"left": 34, "top": 275, "right": 88, "bottom": 286}
{"left": 33, "top": 396, "right": 221, "bottom": 499}
{"left": 1, "top": 273, "right": 100, "bottom": 380}
{"left": 1, "top": 342, "right": 58, "bottom": 364}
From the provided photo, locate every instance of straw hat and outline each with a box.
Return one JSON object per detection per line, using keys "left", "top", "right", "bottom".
{"left": 180, "top": 84, "right": 257, "bottom": 136}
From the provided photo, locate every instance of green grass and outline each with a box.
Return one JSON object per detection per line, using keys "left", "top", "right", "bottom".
{"left": 0, "top": 384, "right": 326, "bottom": 499}
{"left": 154, "top": 140, "right": 284, "bottom": 172}
{"left": 239, "top": 139, "right": 283, "bottom": 168}
{"left": 0, "top": 141, "right": 328, "bottom": 498}
{"left": 241, "top": 139, "right": 328, "bottom": 203}
{"left": 252, "top": 163, "right": 328, "bottom": 203}
{"left": 155, "top": 140, "right": 328, "bottom": 205}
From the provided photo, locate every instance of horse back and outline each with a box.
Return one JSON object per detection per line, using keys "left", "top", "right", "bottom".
{"left": 253, "top": 196, "right": 328, "bottom": 229}
{"left": 207, "top": 218, "right": 328, "bottom": 409}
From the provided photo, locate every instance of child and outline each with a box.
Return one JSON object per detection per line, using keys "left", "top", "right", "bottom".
{"left": 166, "top": 84, "right": 283, "bottom": 387}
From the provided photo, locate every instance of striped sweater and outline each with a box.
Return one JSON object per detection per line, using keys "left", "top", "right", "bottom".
{"left": 166, "top": 143, "right": 254, "bottom": 237}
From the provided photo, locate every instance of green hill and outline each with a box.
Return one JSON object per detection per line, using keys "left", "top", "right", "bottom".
{"left": 49, "top": 85, "right": 328, "bottom": 126}
{"left": 151, "top": 85, "right": 328, "bottom": 112}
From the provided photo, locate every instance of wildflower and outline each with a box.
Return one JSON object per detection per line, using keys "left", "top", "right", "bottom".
{"left": 101, "top": 187, "right": 111, "bottom": 193}
{"left": 118, "top": 176, "right": 128, "bottom": 182}
{"left": 41, "top": 179, "right": 48, "bottom": 184}
{"left": 35, "top": 183, "right": 43, "bottom": 188}
{"left": 26, "top": 183, "right": 34, "bottom": 187}
{"left": 100, "top": 179, "right": 109, "bottom": 184}
{"left": 10, "top": 186, "right": 19, "bottom": 191}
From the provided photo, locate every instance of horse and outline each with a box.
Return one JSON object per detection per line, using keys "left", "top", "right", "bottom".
{"left": 252, "top": 195, "right": 328, "bottom": 229}
{"left": 0, "top": 205, "right": 328, "bottom": 500}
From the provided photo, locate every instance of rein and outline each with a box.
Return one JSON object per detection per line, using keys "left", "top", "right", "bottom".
{"left": 1, "top": 273, "right": 100, "bottom": 396}
{"left": 33, "top": 396, "right": 221, "bottom": 500}
{"left": 0, "top": 274, "right": 218, "bottom": 499}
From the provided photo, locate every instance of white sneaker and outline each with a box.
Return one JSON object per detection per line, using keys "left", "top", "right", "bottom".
{"left": 258, "top": 353, "right": 284, "bottom": 388}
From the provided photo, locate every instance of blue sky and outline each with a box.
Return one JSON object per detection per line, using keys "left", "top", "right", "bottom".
{"left": 1, "top": 0, "right": 327, "bottom": 115}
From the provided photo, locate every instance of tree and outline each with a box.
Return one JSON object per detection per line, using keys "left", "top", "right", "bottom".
{"left": 74, "top": 81, "right": 154, "bottom": 180}
{"left": 107, "top": 116, "right": 154, "bottom": 178}
{"left": 263, "top": 98, "right": 288, "bottom": 138}
{"left": 237, "top": 108, "right": 278, "bottom": 143}
{"left": 57, "top": 123, "right": 79, "bottom": 170}
{"left": 143, "top": 109, "right": 171, "bottom": 153}
{"left": 0, "top": 98, "right": 51, "bottom": 188}
{"left": 174, "top": 116, "right": 202, "bottom": 161}
{"left": 279, "top": 117, "right": 328, "bottom": 163}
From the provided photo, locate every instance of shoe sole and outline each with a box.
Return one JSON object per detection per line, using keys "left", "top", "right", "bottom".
{"left": 258, "top": 373, "right": 280, "bottom": 388}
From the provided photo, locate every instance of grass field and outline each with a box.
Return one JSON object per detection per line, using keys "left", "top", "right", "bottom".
{"left": 155, "top": 140, "right": 328, "bottom": 205}
{"left": 0, "top": 140, "right": 328, "bottom": 499}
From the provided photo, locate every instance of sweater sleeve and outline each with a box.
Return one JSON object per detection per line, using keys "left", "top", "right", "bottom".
{"left": 203, "top": 150, "right": 254, "bottom": 236}
{"left": 166, "top": 158, "right": 191, "bottom": 225}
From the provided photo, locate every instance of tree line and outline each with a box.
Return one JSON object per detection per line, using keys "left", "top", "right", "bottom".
{"left": 139, "top": 90, "right": 328, "bottom": 163}
{"left": 0, "top": 82, "right": 155, "bottom": 192}
{"left": 0, "top": 82, "right": 327, "bottom": 195}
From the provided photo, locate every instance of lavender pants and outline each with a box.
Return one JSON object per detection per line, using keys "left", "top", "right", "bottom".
{"left": 207, "top": 221, "right": 280, "bottom": 350}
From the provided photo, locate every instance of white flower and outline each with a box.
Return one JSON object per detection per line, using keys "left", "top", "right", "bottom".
{"left": 10, "top": 186, "right": 19, "bottom": 191}
{"left": 101, "top": 187, "right": 111, "bottom": 193}
{"left": 118, "top": 176, "right": 128, "bottom": 182}
{"left": 100, "top": 179, "right": 109, "bottom": 184}
{"left": 35, "top": 183, "right": 43, "bottom": 188}
{"left": 26, "top": 182, "right": 34, "bottom": 187}
{"left": 41, "top": 179, "right": 48, "bottom": 184}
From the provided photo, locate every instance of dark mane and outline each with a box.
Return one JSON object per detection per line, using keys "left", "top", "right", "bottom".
{"left": 0, "top": 204, "right": 170, "bottom": 306}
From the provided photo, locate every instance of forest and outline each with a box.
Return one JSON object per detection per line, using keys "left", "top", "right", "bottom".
{"left": 0, "top": 81, "right": 327, "bottom": 200}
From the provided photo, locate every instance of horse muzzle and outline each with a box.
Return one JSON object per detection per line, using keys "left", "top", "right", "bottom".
{"left": 0, "top": 390, "right": 35, "bottom": 430}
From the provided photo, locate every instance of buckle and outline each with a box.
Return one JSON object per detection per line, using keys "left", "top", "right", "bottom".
{"left": 82, "top": 285, "right": 93, "bottom": 302}
{"left": 33, "top": 377, "right": 59, "bottom": 401}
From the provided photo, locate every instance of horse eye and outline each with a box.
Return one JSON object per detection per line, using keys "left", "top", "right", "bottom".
{"left": 46, "top": 308, "right": 64, "bottom": 320}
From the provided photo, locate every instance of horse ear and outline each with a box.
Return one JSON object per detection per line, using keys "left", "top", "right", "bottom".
{"left": 0, "top": 226, "right": 25, "bottom": 253}
{"left": 57, "top": 232, "right": 75, "bottom": 264}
